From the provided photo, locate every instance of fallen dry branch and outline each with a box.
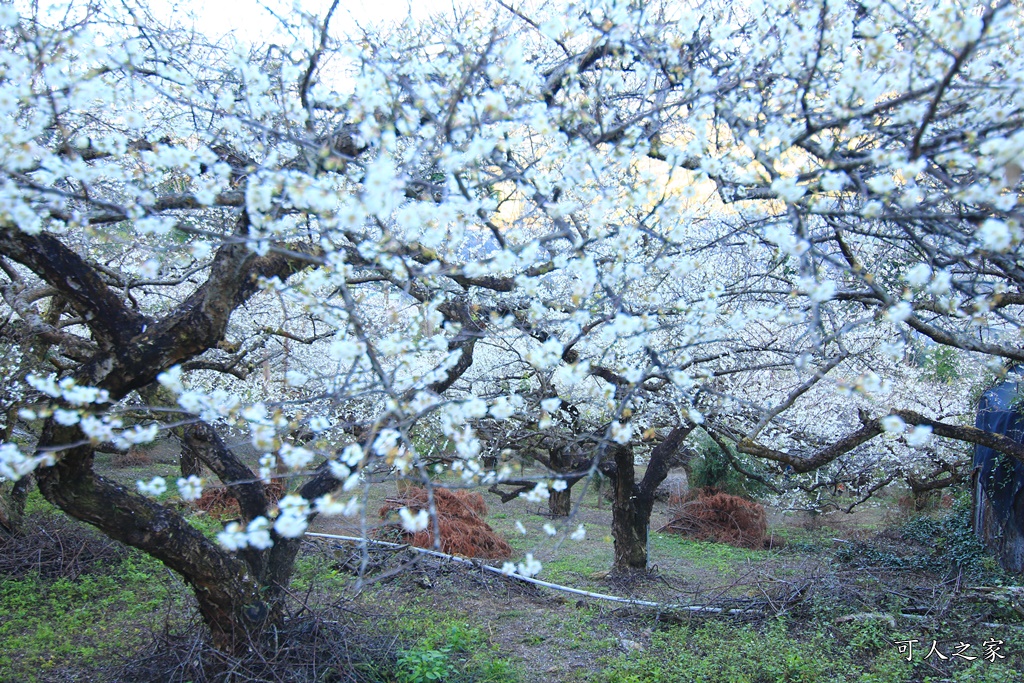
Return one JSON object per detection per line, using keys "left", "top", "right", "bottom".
{"left": 377, "top": 486, "right": 512, "bottom": 560}
{"left": 0, "top": 513, "right": 127, "bottom": 579}
{"left": 112, "top": 601, "right": 398, "bottom": 683}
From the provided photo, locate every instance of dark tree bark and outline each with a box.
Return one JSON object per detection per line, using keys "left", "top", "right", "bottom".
{"left": 0, "top": 214, "right": 330, "bottom": 652}
{"left": 600, "top": 425, "right": 694, "bottom": 572}
{"left": 547, "top": 445, "right": 584, "bottom": 517}
{"left": 34, "top": 423, "right": 268, "bottom": 650}
{"left": 549, "top": 485, "right": 572, "bottom": 517}
{"left": 0, "top": 475, "right": 31, "bottom": 536}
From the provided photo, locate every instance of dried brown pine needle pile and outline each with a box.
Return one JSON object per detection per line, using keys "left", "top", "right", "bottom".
{"left": 111, "top": 446, "right": 154, "bottom": 468}
{"left": 659, "top": 487, "right": 768, "bottom": 549}
{"left": 193, "top": 481, "right": 285, "bottom": 518}
{"left": 378, "top": 486, "right": 512, "bottom": 560}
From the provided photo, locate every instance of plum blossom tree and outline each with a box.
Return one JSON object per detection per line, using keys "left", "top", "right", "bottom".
{"left": 661, "top": 0, "right": 1024, "bottom": 509}
{"left": 2, "top": 0, "right": 1024, "bottom": 651}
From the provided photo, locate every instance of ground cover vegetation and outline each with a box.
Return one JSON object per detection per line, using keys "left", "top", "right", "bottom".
{"left": 0, "top": 0, "right": 1023, "bottom": 677}
{"left": 2, "top": 482, "right": 1023, "bottom": 681}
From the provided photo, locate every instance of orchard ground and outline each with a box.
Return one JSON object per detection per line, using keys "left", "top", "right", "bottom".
{"left": 1, "top": 444, "right": 1022, "bottom": 683}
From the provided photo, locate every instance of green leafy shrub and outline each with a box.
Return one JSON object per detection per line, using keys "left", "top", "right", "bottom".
{"left": 833, "top": 494, "right": 1002, "bottom": 580}
{"left": 397, "top": 647, "right": 452, "bottom": 683}
{"left": 689, "top": 435, "right": 767, "bottom": 499}
{"left": 898, "top": 496, "right": 999, "bottom": 577}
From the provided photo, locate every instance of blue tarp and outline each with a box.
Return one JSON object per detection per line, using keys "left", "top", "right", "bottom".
{"left": 975, "top": 379, "right": 1024, "bottom": 534}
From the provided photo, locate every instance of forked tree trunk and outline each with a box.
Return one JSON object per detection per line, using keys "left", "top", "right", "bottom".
{"left": 601, "top": 425, "right": 694, "bottom": 573}
{"left": 33, "top": 420, "right": 331, "bottom": 653}
{"left": 34, "top": 433, "right": 269, "bottom": 651}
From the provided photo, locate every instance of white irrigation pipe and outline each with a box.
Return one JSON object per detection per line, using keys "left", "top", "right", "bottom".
{"left": 305, "top": 531, "right": 751, "bottom": 615}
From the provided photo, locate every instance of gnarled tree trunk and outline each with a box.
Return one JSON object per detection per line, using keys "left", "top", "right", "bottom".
{"left": 601, "top": 425, "right": 694, "bottom": 573}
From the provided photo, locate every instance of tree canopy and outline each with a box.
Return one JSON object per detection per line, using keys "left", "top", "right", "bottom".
{"left": 1, "top": 0, "right": 1023, "bottom": 648}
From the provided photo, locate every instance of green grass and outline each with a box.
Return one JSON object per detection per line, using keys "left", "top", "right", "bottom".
{"left": 649, "top": 532, "right": 766, "bottom": 571}
{"left": 542, "top": 551, "right": 608, "bottom": 582}
{"left": 7, "top": 482, "right": 1021, "bottom": 682}
{"left": 594, "top": 616, "right": 1024, "bottom": 683}
{"left": 0, "top": 541, "right": 184, "bottom": 682}
{"left": 594, "top": 618, "right": 920, "bottom": 683}
{"left": 383, "top": 601, "right": 522, "bottom": 682}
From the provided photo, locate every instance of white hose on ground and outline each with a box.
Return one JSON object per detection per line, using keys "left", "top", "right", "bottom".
{"left": 305, "top": 531, "right": 750, "bottom": 615}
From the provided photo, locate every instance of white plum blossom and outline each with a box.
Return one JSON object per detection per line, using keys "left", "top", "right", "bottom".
{"left": 118, "top": 424, "right": 160, "bottom": 446}
{"left": 878, "top": 341, "right": 905, "bottom": 361}
{"left": 861, "top": 200, "right": 884, "bottom": 218}
{"left": 274, "top": 495, "right": 311, "bottom": 538}
{"left": 7, "top": 0, "right": 1024, "bottom": 628}
{"left": 250, "top": 424, "right": 278, "bottom": 451}
{"left": 136, "top": 476, "right": 168, "bottom": 497}
{"left": 340, "top": 444, "right": 364, "bottom": 466}
{"left": 799, "top": 277, "right": 837, "bottom": 303}
{"left": 284, "top": 370, "right": 308, "bottom": 387}
{"left": 138, "top": 258, "right": 160, "bottom": 279}
{"left": 517, "top": 553, "right": 543, "bottom": 578}
{"left": 246, "top": 517, "right": 273, "bottom": 550}
{"left": 25, "top": 374, "right": 60, "bottom": 398}
{"left": 0, "top": 443, "right": 53, "bottom": 481}
{"left": 156, "top": 366, "right": 184, "bottom": 393}
{"left": 398, "top": 507, "right": 430, "bottom": 533}
{"left": 217, "top": 522, "right": 248, "bottom": 551}
{"left": 521, "top": 482, "right": 550, "bottom": 503}
{"left": 885, "top": 302, "right": 913, "bottom": 323}
{"left": 461, "top": 397, "right": 488, "bottom": 419}
{"left": 218, "top": 520, "right": 276, "bottom": 552}
{"left": 53, "top": 408, "right": 80, "bottom": 426}
{"left": 274, "top": 513, "right": 308, "bottom": 539}
{"left": 372, "top": 429, "right": 401, "bottom": 456}
{"left": 314, "top": 494, "right": 361, "bottom": 516}
{"left": 489, "top": 396, "right": 517, "bottom": 420}
{"left": 771, "top": 176, "right": 806, "bottom": 202}
{"left": 820, "top": 172, "right": 848, "bottom": 192}
{"left": 866, "top": 175, "right": 897, "bottom": 194}
{"left": 177, "top": 475, "right": 204, "bottom": 502}
{"left": 905, "top": 263, "right": 932, "bottom": 287}
{"left": 543, "top": 523, "right": 557, "bottom": 536}
{"left": 610, "top": 421, "right": 633, "bottom": 444}
{"left": 540, "top": 397, "right": 561, "bottom": 413}
{"left": 764, "top": 225, "right": 810, "bottom": 256}
{"left": 526, "top": 337, "right": 564, "bottom": 369}
{"left": 329, "top": 460, "right": 351, "bottom": 480}
{"left": 279, "top": 444, "right": 315, "bottom": 470}
{"left": 978, "top": 219, "right": 1013, "bottom": 252}
{"left": 906, "top": 425, "right": 934, "bottom": 448}
{"left": 927, "top": 270, "right": 953, "bottom": 296}
{"left": 309, "top": 416, "right": 332, "bottom": 433}
{"left": 881, "top": 415, "right": 907, "bottom": 436}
